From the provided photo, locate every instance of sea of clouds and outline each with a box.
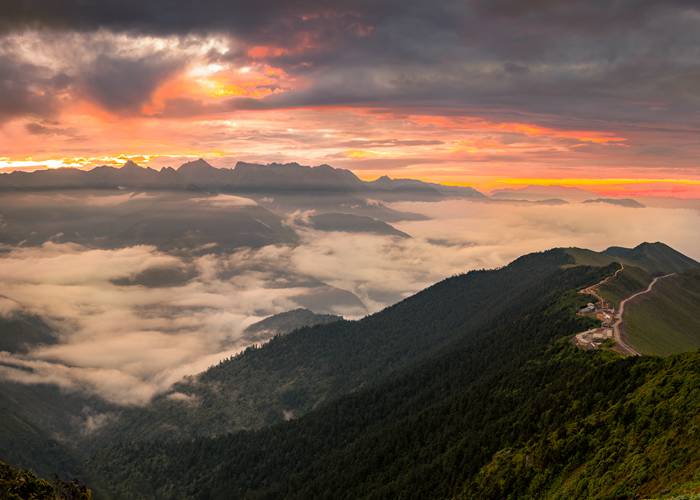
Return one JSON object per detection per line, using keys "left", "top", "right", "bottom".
{"left": 0, "top": 198, "right": 698, "bottom": 405}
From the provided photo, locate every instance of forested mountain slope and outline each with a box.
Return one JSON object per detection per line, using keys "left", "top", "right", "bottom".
{"left": 4, "top": 242, "right": 699, "bottom": 499}
{"left": 95, "top": 243, "right": 700, "bottom": 444}
{"left": 468, "top": 353, "right": 700, "bottom": 499}
{"left": 95, "top": 249, "right": 588, "bottom": 442}
{"left": 88, "top": 260, "right": 700, "bottom": 499}
{"left": 0, "top": 313, "right": 117, "bottom": 479}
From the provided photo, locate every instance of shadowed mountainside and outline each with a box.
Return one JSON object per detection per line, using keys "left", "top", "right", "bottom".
{"left": 241, "top": 308, "right": 342, "bottom": 342}
{"left": 87, "top": 246, "right": 700, "bottom": 499}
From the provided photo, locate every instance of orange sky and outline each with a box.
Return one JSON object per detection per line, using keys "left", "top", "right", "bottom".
{"left": 1, "top": 29, "right": 700, "bottom": 198}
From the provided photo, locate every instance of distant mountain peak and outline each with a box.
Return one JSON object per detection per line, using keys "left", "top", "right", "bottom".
{"left": 178, "top": 158, "right": 216, "bottom": 171}
{"left": 583, "top": 197, "right": 645, "bottom": 208}
{"left": 0, "top": 158, "right": 482, "bottom": 197}
{"left": 122, "top": 160, "right": 142, "bottom": 170}
{"left": 491, "top": 184, "right": 597, "bottom": 202}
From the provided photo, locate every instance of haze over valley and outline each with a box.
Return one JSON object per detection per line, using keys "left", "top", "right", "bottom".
{"left": 1, "top": 161, "right": 698, "bottom": 410}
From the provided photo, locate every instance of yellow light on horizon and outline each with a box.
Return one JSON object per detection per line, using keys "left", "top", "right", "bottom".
{"left": 495, "top": 177, "right": 700, "bottom": 187}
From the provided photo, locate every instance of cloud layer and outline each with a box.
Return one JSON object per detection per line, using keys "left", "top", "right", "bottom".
{"left": 1, "top": 198, "right": 699, "bottom": 405}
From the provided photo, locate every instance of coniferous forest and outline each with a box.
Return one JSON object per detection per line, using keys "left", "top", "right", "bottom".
{"left": 75, "top": 249, "right": 699, "bottom": 498}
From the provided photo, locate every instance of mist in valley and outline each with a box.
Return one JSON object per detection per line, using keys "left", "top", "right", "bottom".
{"left": 1, "top": 190, "right": 699, "bottom": 406}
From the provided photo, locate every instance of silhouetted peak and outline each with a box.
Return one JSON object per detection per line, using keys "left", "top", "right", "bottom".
{"left": 122, "top": 160, "right": 141, "bottom": 170}
{"left": 178, "top": 158, "right": 215, "bottom": 171}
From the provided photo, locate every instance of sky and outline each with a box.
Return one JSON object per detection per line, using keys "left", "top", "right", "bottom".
{"left": 2, "top": 1, "right": 700, "bottom": 196}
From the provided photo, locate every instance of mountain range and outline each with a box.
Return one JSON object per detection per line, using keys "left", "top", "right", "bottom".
{"left": 491, "top": 184, "right": 599, "bottom": 202}
{"left": 1, "top": 161, "right": 658, "bottom": 209}
{"left": 0, "top": 159, "right": 485, "bottom": 198}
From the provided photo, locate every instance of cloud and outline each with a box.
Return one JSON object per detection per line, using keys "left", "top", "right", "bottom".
{"left": 391, "top": 199, "right": 700, "bottom": 264}
{"left": 2, "top": 2, "right": 700, "bottom": 181}
{"left": 2, "top": 1, "right": 700, "bottom": 131}
{"left": 79, "top": 53, "right": 184, "bottom": 112}
{"left": 24, "top": 121, "right": 76, "bottom": 136}
{"left": 0, "top": 296, "right": 22, "bottom": 317}
{"left": 0, "top": 54, "right": 59, "bottom": 121}
{"left": 0, "top": 199, "right": 699, "bottom": 406}
{"left": 0, "top": 30, "right": 220, "bottom": 120}
{"left": 0, "top": 243, "right": 307, "bottom": 404}
{"left": 193, "top": 194, "right": 258, "bottom": 208}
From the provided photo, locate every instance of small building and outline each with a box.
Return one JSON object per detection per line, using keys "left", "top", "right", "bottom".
{"left": 579, "top": 303, "right": 595, "bottom": 314}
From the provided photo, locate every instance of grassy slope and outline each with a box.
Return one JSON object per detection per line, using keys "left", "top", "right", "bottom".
{"left": 565, "top": 247, "right": 655, "bottom": 307}
{"left": 604, "top": 242, "right": 700, "bottom": 275}
{"left": 566, "top": 242, "right": 700, "bottom": 277}
{"left": 598, "top": 265, "right": 653, "bottom": 308}
{"left": 624, "top": 270, "right": 700, "bottom": 356}
{"left": 565, "top": 248, "right": 617, "bottom": 268}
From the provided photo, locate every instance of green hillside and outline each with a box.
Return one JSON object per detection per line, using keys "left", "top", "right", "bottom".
{"left": 87, "top": 262, "right": 700, "bottom": 499}
{"left": 5, "top": 242, "right": 699, "bottom": 499}
{"left": 566, "top": 242, "right": 700, "bottom": 277}
{"left": 0, "top": 459, "right": 92, "bottom": 499}
{"left": 468, "top": 353, "right": 700, "bottom": 498}
{"left": 624, "top": 270, "right": 700, "bottom": 356}
{"left": 604, "top": 242, "right": 700, "bottom": 275}
{"left": 598, "top": 264, "right": 652, "bottom": 308}
{"left": 567, "top": 243, "right": 700, "bottom": 355}
{"left": 565, "top": 247, "right": 619, "bottom": 268}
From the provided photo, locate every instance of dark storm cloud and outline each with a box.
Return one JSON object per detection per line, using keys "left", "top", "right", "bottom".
{"left": 2, "top": 1, "right": 700, "bottom": 132}
{"left": 0, "top": 1, "right": 377, "bottom": 39}
{"left": 0, "top": 54, "right": 57, "bottom": 121}
{"left": 0, "top": 31, "right": 190, "bottom": 122}
{"left": 79, "top": 54, "right": 183, "bottom": 112}
{"left": 24, "top": 121, "right": 76, "bottom": 136}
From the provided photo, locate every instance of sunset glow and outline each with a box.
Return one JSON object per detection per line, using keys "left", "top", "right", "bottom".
{"left": 0, "top": 3, "right": 699, "bottom": 199}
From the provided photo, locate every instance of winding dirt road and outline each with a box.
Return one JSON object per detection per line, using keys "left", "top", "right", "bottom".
{"left": 612, "top": 273, "right": 676, "bottom": 356}
{"left": 579, "top": 263, "right": 625, "bottom": 305}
